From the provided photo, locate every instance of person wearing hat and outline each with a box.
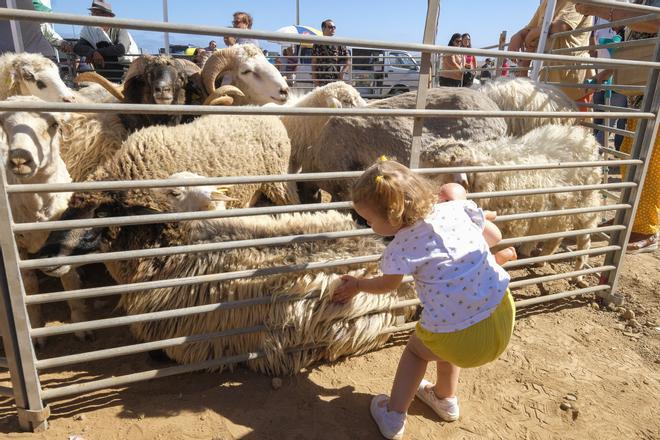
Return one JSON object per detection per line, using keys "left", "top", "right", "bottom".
{"left": 73, "top": 0, "right": 140, "bottom": 81}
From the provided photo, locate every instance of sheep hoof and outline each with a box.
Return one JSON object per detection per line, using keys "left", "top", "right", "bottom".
{"left": 75, "top": 330, "right": 95, "bottom": 342}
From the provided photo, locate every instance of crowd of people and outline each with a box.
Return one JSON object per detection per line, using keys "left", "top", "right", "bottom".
{"left": 438, "top": 32, "right": 510, "bottom": 87}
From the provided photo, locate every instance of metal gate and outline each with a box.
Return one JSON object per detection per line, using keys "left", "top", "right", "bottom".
{"left": 0, "top": 0, "right": 658, "bottom": 431}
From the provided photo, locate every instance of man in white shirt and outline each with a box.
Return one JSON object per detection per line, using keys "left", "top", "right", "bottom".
{"left": 73, "top": 0, "right": 139, "bottom": 81}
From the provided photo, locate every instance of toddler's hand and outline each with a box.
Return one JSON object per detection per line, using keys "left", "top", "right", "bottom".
{"left": 332, "top": 275, "right": 360, "bottom": 303}
{"left": 484, "top": 210, "right": 497, "bottom": 221}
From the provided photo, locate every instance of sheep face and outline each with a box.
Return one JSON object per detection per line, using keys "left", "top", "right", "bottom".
{"left": 10, "top": 56, "right": 76, "bottom": 102}
{"left": 145, "top": 64, "right": 186, "bottom": 105}
{"left": 37, "top": 191, "right": 159, "bottom": 277}
{"left": 202, "top": 44, "right": 289, "bottom": 105}
{"left": 154, "top": 172, "right": 234, "bottom": 212}
{"left": 0, "top": 98, "right": 69, "bottom": 179}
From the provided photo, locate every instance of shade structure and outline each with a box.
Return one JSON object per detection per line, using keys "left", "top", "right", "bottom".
{"left": 272, "top": 25, "right": 322, "bottom": 48}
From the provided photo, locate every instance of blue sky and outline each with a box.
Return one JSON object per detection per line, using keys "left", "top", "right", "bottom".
{"left": 50, "top": 0, "right": 539, "bottom": 54}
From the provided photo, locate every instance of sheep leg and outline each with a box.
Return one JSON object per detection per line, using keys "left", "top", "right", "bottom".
{"left": 533, "top": 238, "right": 563, "bottom": 268}
{"left": 61, "top": 269, "right": 94, "bottom": 341}
{"left": 573, "top": 234, "right": 591, "bottom": 288}
{"left": 22, "top": 269, "right": 46, "bottom": 349}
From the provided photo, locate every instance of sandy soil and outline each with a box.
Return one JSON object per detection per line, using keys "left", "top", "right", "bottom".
{"left": 0, "top": 251, "right": 658, "bottom": 440}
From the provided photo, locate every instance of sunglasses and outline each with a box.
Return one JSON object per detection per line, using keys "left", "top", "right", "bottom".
{"left": 326, "top": 25, "right": 336, "bottom": 30}
{"left": 232, "top": 20, "right": 245, "bottom": 26}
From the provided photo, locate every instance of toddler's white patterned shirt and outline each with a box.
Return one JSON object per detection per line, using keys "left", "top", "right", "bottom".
{"left": 381, "top": 201, "right": 510, "bottom": 333}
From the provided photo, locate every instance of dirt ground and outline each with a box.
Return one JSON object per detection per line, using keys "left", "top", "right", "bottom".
{"left": 0, "top": 250, "right": 658, "bottom": 440}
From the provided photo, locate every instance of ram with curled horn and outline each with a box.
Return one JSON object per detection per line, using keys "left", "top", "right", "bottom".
{"left": 201, "top": 44, "right": 290, "bottom": 106}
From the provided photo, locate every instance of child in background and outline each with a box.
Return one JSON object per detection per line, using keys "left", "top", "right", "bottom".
{"left": 333, "top": 161, "right": 515, "bottom": 440}
{"left": 438, "top": 182, "right": 517, "bottom": 266}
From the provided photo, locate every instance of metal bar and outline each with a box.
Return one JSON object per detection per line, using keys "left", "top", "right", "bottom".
{"left": 6, "top": 0, "right": 24, "bottom": 53}
{"left": 0, "top": 167, "right": 46, "bottom": 431}
{"left": 502, "top": 245, "right": 620, "bottom": 269}
{"left": 516, "top": 285, "right": 612, "bottom": 308}
{"left": 0, "top": 385, "right": 14, "bottom": 397}
{"left": 498, "top": 225, "right": 625, "bottom": 247}
{"left": 531, "top": 0, "right": 557, "bottom": 80}
{"left": 26, "top": 254, "right": 383, "bottom": 306}
{"left": 603, "top": 38, "right": 660, "bottom": 305}
{"left": 546, "top": 82, "right": 647, "bottom": 92}
{"left": 28, "top": 245, "right": 618, "bottom": 339}
{"left": 2, "top": 9, "right": 657, "bottom": 68}
{"left": 39, "top": 323, "right": 417, "bottom": 401}
{"left": 553, "top": 37, "right": 659, "bottom": 54}
{"left": 581, "top": 122, "right": 635, "bottom": 138}
{"left": 162, "top": 0, "right": 169, "bottom": 55}
{"left": 509, "top": 266, "right": 616, "bottom": 289}
{"left": 584, "top": 103, "right": 641, "bottom": 113}
{"left": 570, "top": 0, "right": 660, "bottom": 14}
{"left": 36, "top": 298, "right": 421, "bottom": 370}
{"left": 21, "top": 223, "right": 626, "bottom": 274}
{"left": 7, "top": 160, "right": 642, "bottom": 194}
{"left": 550, "top": 13, "right": 660, "bottom": 39}
{"left": 409, "top": 0, "right": 440, "bottom": 168}
{"left": 5, "top": 101, "right": 651, "bottom": 119}
{"left": 12, "top": 183, "right": 636, "bottom": 234}
{"left": 599, "top": 146, "right": 630, "bottom": 159}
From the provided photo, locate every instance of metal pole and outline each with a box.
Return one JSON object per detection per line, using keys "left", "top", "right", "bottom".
{"left": 495, "top": 30, "right": 507, "bottom": 77}
{"left": 296, "top": 0, "right": 300, "bottom": 26}
{"left": 0, "top": 168, "right": 47, "bottom": 431}
{"left": 409, "top": 0, "right": 440, "bottom": 168}
{"left": 162, "top": 0, "right": 170, "bottom": 55}
{"left": 532, "top": 0, "right": 557, "bottom": 80}
{"left": 6, "top": 0, "right": 25, "bottom": 52}
{"left": 602, "top": 38, "right": 660, "bottom": 305}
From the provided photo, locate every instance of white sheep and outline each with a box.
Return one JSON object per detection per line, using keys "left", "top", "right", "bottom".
{"left": 420, "top": 124, "right": 602, "bottom": 285}
{"left": 279, "top": 81, "right": 367, "bottom": 173}
{"left": 0, "top": 96, "right": 90, "bottom": 345}
{"left": 154, "top": 171, "right": 236, "bottom": 212}
{"left": 476, "top": 77, "right": 578, "bottom": 137}
{"left": 0, "top": 52, "right": 76, "bottom": 102}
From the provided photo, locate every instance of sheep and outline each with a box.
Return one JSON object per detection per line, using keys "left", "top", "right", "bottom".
{"left": 153, "top": 171, "right": 236, "bottom": 212}
{"left": 298, "top": 86, "right": 509, "bottom": 202}
{"left": 420, "top": 124, "right": 602, "bottom": 285}
{"left": 0, "top": 52, "right": 76, "bottom": 102}
{"left": 34, "top": 186, "right": 417, "bottom": 376}
{"left": 201, "top": 44, "right": 290, "bottom": 106}
{"left": 279, "top": 82, "right": 367, "bottom": 173}
{"left": 476, "top": 77, "right": 578, "bottom": 137}
{"left": 0, "top": 96, "right": 91, "bottom": 345}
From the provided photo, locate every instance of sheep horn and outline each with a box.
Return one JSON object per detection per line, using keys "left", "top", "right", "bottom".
{"left": 74, "top": 71, "right": 125, "bottom": 101}
{"left": 202, "top": 85, "right": 245, "bottom": 105}
{"left": 201, "top": 46, "right": 238, "bottom": 95}
{"left": 174, "top": 58, "right": 202, "bottom": 78}
{"left": 123, "top": 56, "right": 154, "bottom": 84}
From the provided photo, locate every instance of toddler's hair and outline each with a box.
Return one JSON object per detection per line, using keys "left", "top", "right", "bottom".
{"left": 352, "top": 160, "right": 436, "bottom": 228}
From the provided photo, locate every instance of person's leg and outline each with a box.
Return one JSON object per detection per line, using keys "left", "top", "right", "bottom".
{"left": 593, "top": 91, "right": 605, "bottom": 145}
{"left": 433, "top": 358, "right": 461, "bottom": 398}
{"left": 387, "top": 333, "right": 440, "bottom": 413}
{"left": 611, "top": 92, "right": 628, "bottom": 150}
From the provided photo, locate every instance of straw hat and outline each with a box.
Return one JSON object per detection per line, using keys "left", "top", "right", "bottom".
{"left": 89, "top": 0, "right": 115, "bottom": 17}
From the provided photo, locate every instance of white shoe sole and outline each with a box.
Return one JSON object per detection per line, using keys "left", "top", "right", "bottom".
{"left": 370, "top": 395, "right": 404, "bottom": 440}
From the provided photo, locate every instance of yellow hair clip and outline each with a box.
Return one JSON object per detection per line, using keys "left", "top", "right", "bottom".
{"left": 379, "top": 155, "right": 389, "bottom": 162}
{"left": 375, "top": 175, "right": 384, "bottom": 184}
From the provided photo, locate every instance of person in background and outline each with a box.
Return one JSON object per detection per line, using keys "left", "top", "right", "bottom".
{"left": 223, "top": 11, "right": 260, "bottom": 47}
{"left": 479, "top": 58, "right": 494, "bottom": 81}
{"left": 461, "top": 33, "right": 477, "bottom": 86}
{"left": 275, "top": 46, "right": 298, "bottom": 85}
{"left": 205, "top": 40, "right": 217, "bottom": 53}
{"left": 311, "top": 19, "right": 349, "bottom": 87}
{"left": 0, "top": 0, "right": 62, "bottom": 56}
{"left": 73, "top": 0, "right": 140, "bottom": 82}
{"left": 32, "top": 0, "right": 73, "bottom": 55}
{"left": 500, "top": 58, "right": 510, "bottom": 76}
{"left": 438, "top": 33, "right": 464, "bottom": 87}
{"left": 508, "top": 0, "right": 594, "bottom": 104}
{"left": 576, "top": 0, "right": 659, "bottom": 253}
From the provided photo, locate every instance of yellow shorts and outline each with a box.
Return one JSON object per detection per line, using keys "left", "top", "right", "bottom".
{"left": 415, "top": 290, "right": 515, "bottom": 368}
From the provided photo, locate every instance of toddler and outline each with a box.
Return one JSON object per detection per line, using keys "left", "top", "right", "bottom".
{"left": 333, "top": 161, "right": 515, "bottom": 439}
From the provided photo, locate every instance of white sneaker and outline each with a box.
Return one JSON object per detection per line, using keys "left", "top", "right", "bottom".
{"left": 370, "top": 394, "right": 406, "bottom": 440}
{"left": 415, "top": 379, "right": 460, "bottom": 421}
